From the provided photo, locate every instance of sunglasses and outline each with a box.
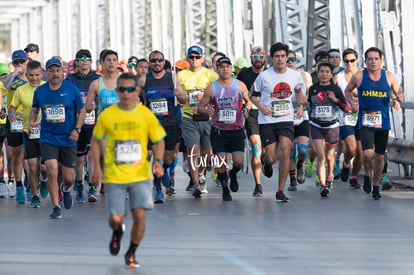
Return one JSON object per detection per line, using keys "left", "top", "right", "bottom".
{"left": 149, "top": 58, "right": 164, "bottom": 63}
{"left": 188, "top": 55, "right": 202, "bottom": 60}
{"left": 128, "top": 63, "right": 137, "bottom": 68}
{"left": 13, "top": 59, "right": 26, "bottom": 65}
{"left": 252, "top": 54, "right": 265, "bottom": 59}
{"left": 344, "top": 59, "right": 356, "bottom": 64}
{"left": 77, "top": 56, "right": 92, "bottom": 61}
{"left": 118, "top": 87, "right": 136, "bottom": 93}
{"left": 287, "top": 57, "right": 297, "bottom": 63}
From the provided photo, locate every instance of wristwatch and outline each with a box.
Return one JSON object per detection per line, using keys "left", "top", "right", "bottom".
{"left": 75, "top": 127, "right": 81, "bottom": 133}
{"left": 154, "top": 158, "right": 164, "bottom": 165}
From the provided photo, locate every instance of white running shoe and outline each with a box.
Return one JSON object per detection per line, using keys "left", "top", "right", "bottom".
{"left": 0, "top": 182, "right": 7, "bottom": 198}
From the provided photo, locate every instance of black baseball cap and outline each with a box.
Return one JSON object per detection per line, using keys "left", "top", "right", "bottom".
{"left": 216, "top": 57, "right": 232, "bottom": 67}
{"left": 24, "top": 43, "right": 39, "bottom": 53}
{"left": 76, "top": 49, "right": 92, "bottom": 59}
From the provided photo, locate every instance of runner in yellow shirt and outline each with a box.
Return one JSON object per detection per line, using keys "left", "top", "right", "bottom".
{"left": 9, "top": 60, "right": 48, "bottom": 207}
{"left": 91, "top": 73, "right": 166, "bottom": 269}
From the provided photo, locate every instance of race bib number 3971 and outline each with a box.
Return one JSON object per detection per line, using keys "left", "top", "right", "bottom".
{"left": 362, "top": 111, "right": 382, "bottom": 128}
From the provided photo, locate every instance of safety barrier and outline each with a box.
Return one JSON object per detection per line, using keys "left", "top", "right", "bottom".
{"left": 388, "top": 137, "right": 414, "bottom": 178}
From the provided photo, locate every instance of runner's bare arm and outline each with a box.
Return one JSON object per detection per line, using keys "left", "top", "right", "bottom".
{"left": 28, "top": 107, "right": 39, "bottom": 133}
{"left": 173, "top": 76, "right": 186, "bottom": 104}
{"left": 152, "top": 139, "right": 165, "bottom": 178}
{"left": 197, "top": 84, "right": 214, "bottom": 116}
{"left": 85, "top": 79, "right": 98, "bottom": 112}
{"left": 90, "top": 137, "right": 103, "bottom": 186}
{"left": 345, "top": 71, "right": 361, "bottom": 112}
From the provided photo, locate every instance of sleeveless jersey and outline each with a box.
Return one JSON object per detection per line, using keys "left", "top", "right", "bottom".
{"left": 211, "top": 79, "right": 243, "bottom": 130}
{"left": 144, "top": 71, "right": 181, "bottom": 126}
{"left": 357, "top": 69, "right": 391, "bottom": 130}
{"left": 336, "top": 71, "right": 358, "bottom": 127}
{"left": 98, "top": 77, "right": 119, "bottom": 113}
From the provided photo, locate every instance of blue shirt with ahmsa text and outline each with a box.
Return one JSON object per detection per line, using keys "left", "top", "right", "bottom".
{"left": 32, "top": 80, "right": 84, "bottom": 146}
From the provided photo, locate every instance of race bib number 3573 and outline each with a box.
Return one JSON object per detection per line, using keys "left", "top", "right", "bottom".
{"left": 114, "top": 140, "right": 142, "bottom": 165}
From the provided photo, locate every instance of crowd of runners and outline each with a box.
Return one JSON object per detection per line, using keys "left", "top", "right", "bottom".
{"left": 0, "top": 41, "right": 404, "bottom": 268}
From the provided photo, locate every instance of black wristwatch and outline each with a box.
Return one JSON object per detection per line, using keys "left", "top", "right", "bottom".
{"left": 75, "top": 127, "right": 81, "bottom": 133}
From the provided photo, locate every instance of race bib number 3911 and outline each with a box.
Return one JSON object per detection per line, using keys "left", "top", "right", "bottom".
{"left": 114, "top": 140, "right": 142, "bottom": 165}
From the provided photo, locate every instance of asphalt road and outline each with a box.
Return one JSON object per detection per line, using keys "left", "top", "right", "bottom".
{"left": 1, "top": 162, "right": 414, "bottom": 275}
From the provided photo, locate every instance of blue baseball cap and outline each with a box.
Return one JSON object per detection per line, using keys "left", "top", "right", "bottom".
{"left": 187, "top": 45, "right": 203, "bottom": 55}
{"left": 46, "top": 58, "right": 62, "bottom": 69}
{"left": 12, "top": 50, "right": 27, "bottom": 62}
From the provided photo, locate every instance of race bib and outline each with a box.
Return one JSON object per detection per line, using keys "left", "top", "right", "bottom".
{"left": 188, "top": 89, "right": 203, "bottom": 106}
{"left": 362, "top": 111, "right": 382, "bottom": 128}
{"left": 218, "top": 107, "right": 237, "bottom": 122}
{"left": 315, "top": 105, "right": 332, "bottom": 119}
{"left": 84, "top": 111, "right": 95, "bottom": 125}
{"left": 10, "top": 119, "right": 23, "bottom": 133}
{"left": 114, "top": 140, "right": 142, "bottom": 165}
{"left": 45, "top": 104, "right": 65, "bottom": 123}
{"left": 344, "top": 113, "right": 357, "bottom": 127}
{"left": 150, "top": 98, "right": 168, "bottom": 115}
{"left": 271, "top": 100, "right": 291, "bottom": 117}
{"left": 29, "top": 125, "right": 40, "bottom": 139}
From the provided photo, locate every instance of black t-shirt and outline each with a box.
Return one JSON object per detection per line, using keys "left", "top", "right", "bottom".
{"left": 237, "top": 67, "right": 260, "bottom": 94}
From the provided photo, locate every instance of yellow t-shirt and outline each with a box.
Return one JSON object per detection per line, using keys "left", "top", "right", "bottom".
{"left": 0, "top": 82, "right": 7, "bottom": 124}
{"left": 93, "top": 103, "right": 166, "bottom": 184}
{"left": 10, "top": 82, "right": 45, "bottom": 133}
{"left": 177, "top": 67, "right": 217, "bottom": 119}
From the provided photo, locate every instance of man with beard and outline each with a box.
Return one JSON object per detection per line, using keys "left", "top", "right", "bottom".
{"left": 237, "top": 46, "right": 266, "bottom": 197}
{"left": 137, "top": 50, "right": 185, "bottom": 202}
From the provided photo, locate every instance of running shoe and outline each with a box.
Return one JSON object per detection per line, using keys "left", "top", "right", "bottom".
{"left": 253, "top": 184, "right": 262, "bottom": 197}
{"left": 199, "top": 174, "right": 208, "bottom": 194}
{"left": 363, "top": 176, "right": 372, "bottom": 194}
{"left": 49, "top": 206, "right": 62, "bottom": 219}
{"left": 381, "top": 176, "right": 393, "bottom": 190}
{"left": 125, "top": 252, "right": 140, "bottom": 269}
{"left": 30, "top": 195, "right": 40, "bottom": 208}
{"left": 262, "top": 162, "right": 273, "bottom": 178}
{"left": 26, "top": 187, "right": 33, "bottom": 202}
{"left": 276, "top": 191, "right": 289, "bottom": 202}
{"left": 88, "top": 189, "right": 98, "bottom": 203}
{"left": 305, "top": 159, "right": 315, "bottom": 178}
{"left": 0, "top": 180, "right": 7, "bottom": 198}
{"left": 222, "top": 185, "right": 232, "bottom": 201}
{"left": 320, "top": 185, "right": 330, "bottom": 197}
{"left": 372, "top": 186, "right": 382, "bottom": 200}
{"left": 154, "top": 188, "right": 164, "bottom": 204}
{"left": 192, "top": 185, "right": 202, "bottom": 199}
{"left": 349, "top": 177, "right": 361, "bottom": 189}
{"left": 109, "top": 229, "right": 123, "bottom": 256}
{"left": 16, "top": 185, "right": 26, "bottom": 204}
{"left": 297, "top": 163, "right": 305, "bottom": 184}
{"left": 229, "top": 169, "right": 239, "bottom": 192}
{"left": 76, "top": 187, "right": 85, "bottom": 203}
{"left": 60, "top": 184, "right": 73, "bottom": 209}
{"left": 166, "top": 186, "right": 175, "bottom": 196}
{"left": 340, "top": 166, "right": 350, "bottom": 182}
{"left": 40, "top": 179, "right": 49, "bottom": 198}
{"left": 8, "top": 181, "right": 16, "bottom": 198}
{"left": 288, "top": 176, "right": 297, "bottom": 191}
{"left": 326, "top": 179, "right": 333, "bottom": 192}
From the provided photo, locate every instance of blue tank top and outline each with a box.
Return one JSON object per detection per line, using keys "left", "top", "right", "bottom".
{"left": 144, "top": 71, "right": 181, "bottom": 126}
{"left": 98, "top": 77, "right": 119, "bottom": 113}
{"left": 357, "top": 69, "right": 391, "bottom": 130}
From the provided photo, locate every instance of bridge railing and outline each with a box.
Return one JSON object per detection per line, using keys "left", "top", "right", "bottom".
{"left": 388, "top": 101, "right": 414, "bottom": 178}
